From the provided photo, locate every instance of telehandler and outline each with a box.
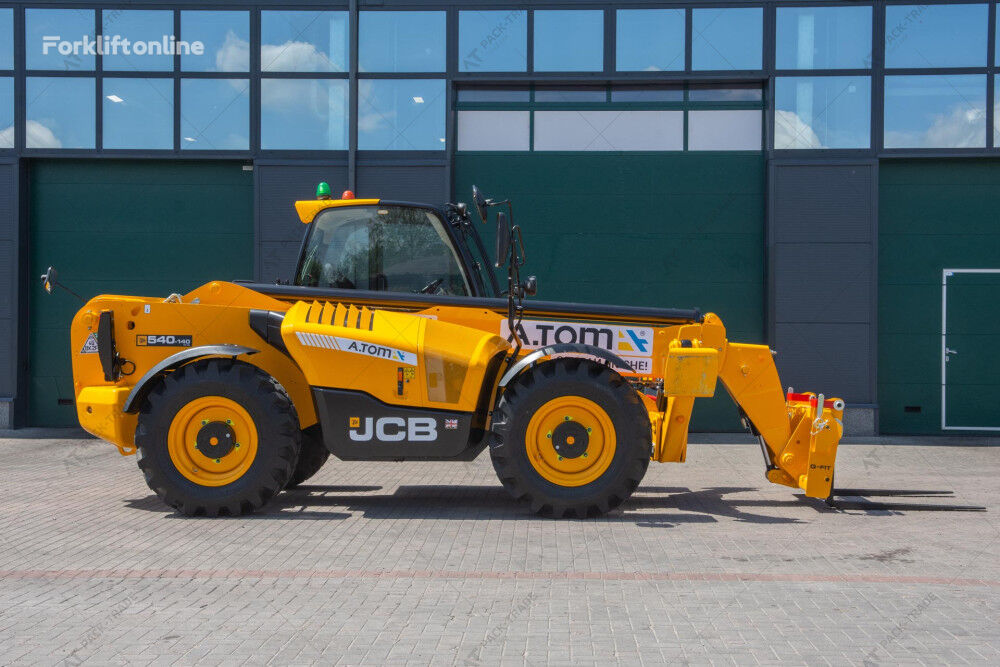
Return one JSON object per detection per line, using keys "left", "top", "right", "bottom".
{"left": 59, "top": 184, "right": 844, "bottom": 518}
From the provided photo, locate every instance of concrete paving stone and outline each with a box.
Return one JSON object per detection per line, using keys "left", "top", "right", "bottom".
{"left": 0, "top": 438, "right": 998, "bottom": 665}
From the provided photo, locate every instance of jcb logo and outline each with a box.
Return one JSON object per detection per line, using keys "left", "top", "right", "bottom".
{"left": 348, "top": 417, "right": 437, "bottom": 442}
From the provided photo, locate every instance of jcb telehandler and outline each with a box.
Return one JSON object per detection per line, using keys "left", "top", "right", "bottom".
{"left": 59, "top": 184, "right": 845, "bottom": 518}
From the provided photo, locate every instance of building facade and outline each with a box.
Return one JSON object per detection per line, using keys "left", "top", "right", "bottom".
{"left": 0, "top": 0, "right": 998, "bottom": 434}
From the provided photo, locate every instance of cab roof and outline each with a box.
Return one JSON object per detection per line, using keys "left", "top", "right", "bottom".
{"left": 294, "top": 198, "right": 381, "bottom": 224}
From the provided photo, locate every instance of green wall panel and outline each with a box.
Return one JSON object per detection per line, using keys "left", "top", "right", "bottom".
{"left": 29, "top": 160, "right": 253, "bottom": 426}
{"left": 454, "top": 152, "right": 765, "bottom": 431}
{"left": 878, "top": 159, "right": 1000, "bottom": 434}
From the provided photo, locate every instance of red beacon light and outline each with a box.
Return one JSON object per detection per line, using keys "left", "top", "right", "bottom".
{"left": 341, "top": 190, "right": 355, "bottom": 200}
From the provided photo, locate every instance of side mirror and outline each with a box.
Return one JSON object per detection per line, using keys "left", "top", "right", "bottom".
{"left": 472, "top": 185, "right": 488, "bottom": 224}
{"left": 495, "top": 211, "right": 511, "bottom": 268}
{"left": 41, "top": 266, "right": 57, "bottom": 294}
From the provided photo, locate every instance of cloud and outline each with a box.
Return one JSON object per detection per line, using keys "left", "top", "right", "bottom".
{"left": 774, "top": 109, "right": 823, "bottom": 149}
{"left": 884, "top": 104, "right": 986, "bottom": 148}
{"left": 214, "top": 31, "right": 250, "bottom": 72}
{"left": 262, "top": 41, "right": 338, "bottom": 73}
{"left": 12, "top": 120, "right": 63, "bottom": 149}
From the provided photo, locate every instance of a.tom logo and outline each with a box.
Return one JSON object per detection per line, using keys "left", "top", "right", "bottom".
{"left": 500, "top": 320, "right": 654, "bottom": 373}
{"left": 348, "top": 416, "right": 437, "bottom": 442}
{"left": 295, "top": 332, "right": 418, "bottom": 366}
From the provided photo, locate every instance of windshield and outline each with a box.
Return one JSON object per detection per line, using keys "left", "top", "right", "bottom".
{"left": 294, "top": 205, "right": 471, "bottom": 296}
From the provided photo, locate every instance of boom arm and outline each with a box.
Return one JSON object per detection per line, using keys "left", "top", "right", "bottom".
{"left": 653, "top": 313, "right": 844, "bottom": 499}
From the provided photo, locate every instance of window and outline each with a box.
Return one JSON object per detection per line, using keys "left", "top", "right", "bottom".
{"left": 296, "top": 206, "right": 470, "bottom": 297}
{"left": 102, "top": 10, "right": 174, "bottom": 72}
{"left": 776, "top": 6, "right": 872, "bottom": 70}
{"left": 692, "top": 8, "right": 762, "bottom": 71}
{"left": 884, "top": 75, "right": 985, "bottom": 148}
{"left": 26, "top": 77, "right": 95, "bottom": 148}
{"left": 26, "top": 9, "right": 96, "bottom": 71}
{"left": 458, "top": 111, "right": 530, "bottom": 151}
{"left": 103, "top": 78, "right": 173, "bottom": 149}
{"left": 533, "top": 11, "right": 603, "bottom": 72}
{"left": 359, "top": 11, "right": 445, "bottom": 73}
{"left": 688, "top": 84, "right": 763, "bottom": 102}
{"left": 616, "top": 9, "right": 684, "bottom": 72}
{"left": 458, "top": 10, "right": 528, "bottom": 72}
{"left": 0, "top": 77, "right": 12, "bottom": 148}
{"left": 261, "top": 79, "right": 348, "bottom": 150}
{"left": 181, "top": 11, "right": 250, "bottom": 72}
{"left": 535, "top": 87, "right": 606, "bottom": 103}
{"left": 358, "top": 79, "right": 446, "bottom": 150}
{"left": 775, "top": 76, "right": 870, "bottom": 149}
{"left": 457, "top": 87, "right": 530, "bottom": 103}
{"left": 181, "top": 79, "right": 250, "bottom": 150}
{"left": 534, "top": 111, "right": 683, "bottom": 151}
{"left": 885, "top": 4, "right": 987, "bottom": 69}
{"left": 995, "top": 75, "right": 1000, "bottom": 145}
{"left": 261, "top": 11, "right": 349, "bottom": 73}
{"left": 611, "top": 86, "right": 684, "bottom": 102}
{"left": 688, "top": 111, "right": 762, "bottom": 151}
{"left": 0, "top": 9, "right": 13, "bottom": 70}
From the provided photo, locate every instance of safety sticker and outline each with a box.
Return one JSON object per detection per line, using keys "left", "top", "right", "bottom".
{"left": 80, "top": 333, "right": 99, "bottom": 354}
{"left": 136, "top": 334, "right": 193, "bottom": 347}
{"left": 295, "top": 331, "right": 418, "bottom": 366}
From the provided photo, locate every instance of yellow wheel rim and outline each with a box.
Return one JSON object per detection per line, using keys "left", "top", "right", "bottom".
{"left": 524, "top": 396, "right": 616, "bottom": 487}
{"left": 167, "top": 396, "right": 258, "bottom": 487}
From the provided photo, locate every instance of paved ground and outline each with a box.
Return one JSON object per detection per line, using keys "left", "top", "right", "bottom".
{"left": 0, "top": 435, "right": 997, "bottom": 666}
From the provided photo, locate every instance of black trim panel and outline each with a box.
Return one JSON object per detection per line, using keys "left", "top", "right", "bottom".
{"left": 235, "top": 282, "right": 702, "bottom": 325}
{"left": 313, "top": 387, "right": 483, "bottom": 461}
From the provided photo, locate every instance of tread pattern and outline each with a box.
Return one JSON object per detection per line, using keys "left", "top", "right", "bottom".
{"left": 135, "top": 359, "right": 300, "bottom": 517}
{"left": 489, "top": 358, "right": 651, "bottom": 518}
{"left": 285, "top": 426, "right": 330, "bottom": 488}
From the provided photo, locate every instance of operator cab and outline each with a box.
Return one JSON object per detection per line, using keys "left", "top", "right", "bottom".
{"left": 293, "top": 184, "right": 500, "bottom": 298}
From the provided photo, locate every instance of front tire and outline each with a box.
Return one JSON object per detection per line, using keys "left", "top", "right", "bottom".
{"left": 135, "top": 359, "right": 301, "bottom": 516}
{"left": 489, "top": 358, "right": 651, "bottom": 518}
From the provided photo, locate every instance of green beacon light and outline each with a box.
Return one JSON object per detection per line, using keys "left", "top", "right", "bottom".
{"left": 316, "top": 182, "right": 331, "bottom": 200}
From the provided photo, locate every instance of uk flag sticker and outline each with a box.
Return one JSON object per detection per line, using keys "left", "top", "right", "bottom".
{"left": 444, "top": 419, "right": 459, "bottom": 430}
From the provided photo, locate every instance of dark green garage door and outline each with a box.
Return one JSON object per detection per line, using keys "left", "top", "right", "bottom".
{"left": 879, "top": 159, "right": 1000, "bottom": 434}
{"left": 455, "top": 153, "right": 765, "bottom": 430}
{"left": 29, "top": 160, "right": 253, "bottom": 426}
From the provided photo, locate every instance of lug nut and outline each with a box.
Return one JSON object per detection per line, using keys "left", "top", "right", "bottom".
{"left": 226, "top": 419, "right": 232, "bottom": 425}
{"left": 564, "top": 416, "right": 570, "bottom": 421}
{"left": 201, "top": 420, "right": 208, "bottom": 425}
{"left": 583, "top": 452, "right": 589, "bottom": 458}
{"left": 214, "top": 459, "right": 221, "bottom": 464}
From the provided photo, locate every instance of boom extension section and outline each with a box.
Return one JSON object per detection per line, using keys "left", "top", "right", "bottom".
{"left": 651, "top": 314, "right": 844, "bottom": 499}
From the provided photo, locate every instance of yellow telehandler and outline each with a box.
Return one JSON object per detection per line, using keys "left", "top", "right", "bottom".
{"left": 58, "top": 184, "right": 844, "bottom": 517}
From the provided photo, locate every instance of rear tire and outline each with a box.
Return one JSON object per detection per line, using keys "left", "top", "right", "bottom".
{"left": 285, "top": 426, "right": 330, "bottom": 488}
{"left": 135, "top": 359, "right": 300, "bottom": 516}
{"left": 489, "top": 358, "right": 651, "bottom": 518}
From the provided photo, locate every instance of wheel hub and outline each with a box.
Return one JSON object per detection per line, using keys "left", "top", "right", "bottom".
{"left": 166, "top": 396, "right": 258, "bottom": 487}
{"left": 195, "top": 422, "right": 237, "bottom": 459}
{"left": 525, "top": 395, "right": 617, "bottom": 487}
{"left": 551, "top": 420, "right": 589, "bottom": 459}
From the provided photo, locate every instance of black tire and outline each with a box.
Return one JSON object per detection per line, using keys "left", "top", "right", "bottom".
{"left": 135, "top": 359, "right": 301, "bottom": 517}
{"left": 285, "top": 426, "right": 330, "bottom": 488}
{"left": 489, "top": 358, "right": 651, "bottom": 518}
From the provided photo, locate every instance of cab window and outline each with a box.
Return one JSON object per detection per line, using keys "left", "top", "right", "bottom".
{"left": 295, "top": 205, "right": 471, "bottom": 296}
